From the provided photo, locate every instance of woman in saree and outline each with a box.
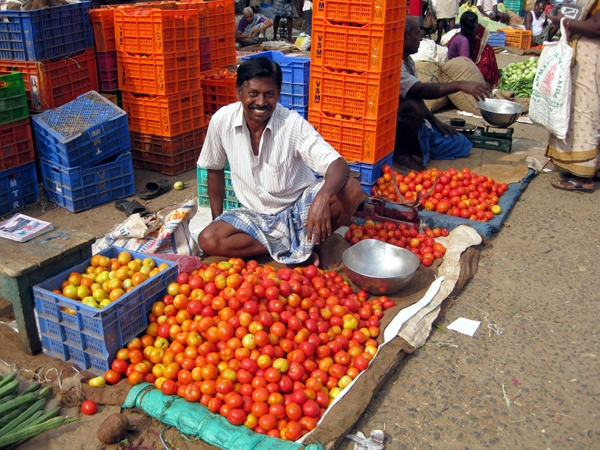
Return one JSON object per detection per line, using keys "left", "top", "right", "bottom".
{"left": 447, "top": 11, "right": 500, "bottom": 87}
{"left": 547, "top": 0, "right": 600, "bottom": 192}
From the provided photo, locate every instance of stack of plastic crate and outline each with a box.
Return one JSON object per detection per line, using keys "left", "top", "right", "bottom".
{"left": 32, "top": 91, "right": 134, "bottom": 213}
{"left": 181, "top": 0, "right": 237, "bottom": 71}
{"left": 90, "top": 7, "right": 120, "bottom": 105}
{"left": 241, "top": 51, "right": 311, "bottom": 119}
{"left": 115, "top": 7, "right": 206, "bottom": 175}
{"left": 308, "top": 0, "right": 406, "bottom": 195}
{"left": 0, "top": 2, "right": 98, "bottom": 113}
{"left": 0, "top": 73, "right": 39, "bottom": 216}
{"left": 196, "top": 162, "right": 241, "bottom": 210}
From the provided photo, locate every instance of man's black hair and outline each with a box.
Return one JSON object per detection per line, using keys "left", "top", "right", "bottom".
{"left": 236, "top": 57, "right": 283, "bottom": 91}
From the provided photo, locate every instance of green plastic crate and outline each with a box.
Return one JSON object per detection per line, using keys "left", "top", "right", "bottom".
{"left": 0, "top": 72, "right": 28, "bottom": 125}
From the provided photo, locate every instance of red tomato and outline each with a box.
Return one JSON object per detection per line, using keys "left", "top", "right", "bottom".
{"left": 161, "top": 379, "right": 178, "bottom": 396}
{"left": 81, "top": 400, "right": 98, "bottom": 415}
{"left": 104, "top": 369, "right": 121, "bottom": 385}
{"left": 227, "top": 408, "right": 247, "bottom": 425}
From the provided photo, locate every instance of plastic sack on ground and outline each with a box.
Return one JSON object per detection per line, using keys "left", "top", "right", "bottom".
{"left": 93, "top": 198, "right": 200, "bottom": 256}
{"left": 529, "top": 19, "right": 572, "bottom": 140}
{"left": 123, "top": 383, "right": 324, "bottom": 450}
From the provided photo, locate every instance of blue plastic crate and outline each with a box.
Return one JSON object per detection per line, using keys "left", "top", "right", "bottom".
{"left": 242, "top": 50, "right": 310, "bottom": 85}
{"left": 289, "top": 105, "right": 308, "bottom": 119}
{"left": 33, "top": 246, "right": 178, "bottom": 375}
{"left": 32, "top": 91, "right": 130, "bottom": 169}
{"left": 0, "top": 161, "right": 39, "bottom": 216}
{"left": 0, "top": 2, "right": 94, "bottom": 61}
{"left": 40, "top": 152, "right": 135, "bottom": 213}
{"left": 488, "top": 31, "right": 506, "bottom": 47}
{"left": 347, "top": 152, "right": 394, "bottom": 185}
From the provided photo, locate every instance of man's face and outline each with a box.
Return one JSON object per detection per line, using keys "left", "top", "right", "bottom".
{"left": 405, "top": 24, "right": 422, "bottom": 55}
{"left": 534, "top": 2, "right": 546, "bottom": 14}
{"left": 237, "top": 77, "right": 279, "bottom": 124}
{"left": 244, "top": 11, "right": 254, "bottom": 23}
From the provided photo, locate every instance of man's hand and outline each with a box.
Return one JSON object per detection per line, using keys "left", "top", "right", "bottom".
{"left": 460, "top": 81, "right": 492, "bottom": 102}
{"left": 305, "top": 193, "right": 332, "bottom": 245}
{"left": 433, "top": 120, "right": 458, "bottom": 138}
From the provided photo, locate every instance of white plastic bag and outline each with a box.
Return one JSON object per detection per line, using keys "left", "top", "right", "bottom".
{"left": 529, "top": 19, "right": 573, "bottom": 140}
{"left": 412, "top": 39, "right": 439, "bottom": 63}
{"left": 93, "top": 198, "right": 200, "bottom": 256}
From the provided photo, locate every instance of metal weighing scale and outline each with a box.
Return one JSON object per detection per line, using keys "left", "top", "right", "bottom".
{"left": 447, "top": 98, "right": 527, "bottom": 153}
{"left": 449, "top": 119, "right": 515, "bottom": 154}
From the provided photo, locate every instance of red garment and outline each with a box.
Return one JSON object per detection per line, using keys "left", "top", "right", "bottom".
{"left": 448, "top": 24, "right": 500, "bottom": 87}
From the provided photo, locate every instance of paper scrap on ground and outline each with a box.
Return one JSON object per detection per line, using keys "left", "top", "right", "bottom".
{"left": 447, "top": 317, "right": 481, "bottom": 336}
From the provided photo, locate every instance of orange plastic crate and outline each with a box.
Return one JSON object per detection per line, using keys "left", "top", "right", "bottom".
{"left": 122, "top": 89, "right": 204, "bottom": 137}
{"left": 177, "top": 0, "right": 235, "bottom": 38}
{"left": 308, "top": 109, "right": 397, "bottom": 163}
{"left": 114, "top": 9, "right": 199, "bottom": 54}
{"left": 309, "top": 66, "right": 401, "bottom": 120}
{"left": 208, "top": 34, "right": 236, "bottom": 70}
{"left": 314, "top": 0, "right": 406, "bottom": 24}
{"left": 90, "top": 8, "right": 116, "bottom": 52}
{"left": 200, "top": 67, "right": 237, "bottom": 114}
{"left": 130, "top": 127, "right": 206, "bottom": 175}
{"left": 0, "top": 118, "right": 35, "bottom": 171}
{"left": 117, "top": 51, "right": 201, "bottom": 95}
{"left": 499, "top": 28, "right": 532, "bottom": 50}
{"left": 0, "top": 49, "right": 98, "bottom": 112}
{"left": 311, "top": 18, "right": 404, "bottom": 73}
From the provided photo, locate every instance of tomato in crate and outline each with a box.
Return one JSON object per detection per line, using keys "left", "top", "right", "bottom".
{"left": 33, "top": 247, "right": 178, "bottom": 375}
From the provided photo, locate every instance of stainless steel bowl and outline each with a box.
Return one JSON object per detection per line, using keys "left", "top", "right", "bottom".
{"left": 477, "top": 99, "right": 525, "bottom": 128}
{"left": 342, "top": 239, "right": 420, "bottom": 295}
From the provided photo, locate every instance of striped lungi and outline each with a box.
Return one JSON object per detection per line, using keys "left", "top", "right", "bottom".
{"left": 216, "top": 179, "right": 325, "bottom": 264}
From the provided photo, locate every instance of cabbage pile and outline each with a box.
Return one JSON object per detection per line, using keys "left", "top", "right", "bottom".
{"left": 497, "top": 57, "right": 538, "bottom": 97}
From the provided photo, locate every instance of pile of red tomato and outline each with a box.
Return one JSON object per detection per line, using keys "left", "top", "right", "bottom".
{"left": 344, "top": 225, "right": 448, "bottom": 267}
{"left": 101, "top": 260, "right": 395, "bottom": 441}
{"left": 373, "top": 166, "right": 508, "bottom": 222}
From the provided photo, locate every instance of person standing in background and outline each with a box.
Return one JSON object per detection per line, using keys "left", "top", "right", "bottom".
{"left": 432, "top": 0, "right": 459, "bottom": 44}
{"left": 546, "top": 0, "right": 600, "bottom": 192}
{"left": 303, "top": 0, "right": 312, "bottom": 35}
{"left": 272, "top": 0, "right": 298, "bottom": 42}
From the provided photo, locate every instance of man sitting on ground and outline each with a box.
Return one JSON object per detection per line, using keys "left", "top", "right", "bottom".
{"left": 197, "top": 57, "right": 367, "bottom": 265}
{"left": 477, "top": 0, "right": 510, "bottom": 24}
{"left": 394, "top": 17, "right": 491, "bottom": 172}
{"left": 236, "top": 7, "right": 273, "bottom": 47}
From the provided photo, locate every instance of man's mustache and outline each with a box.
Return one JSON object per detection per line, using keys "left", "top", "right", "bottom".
{"left": 249, "top": 105, "right": 270, "bottom": 111}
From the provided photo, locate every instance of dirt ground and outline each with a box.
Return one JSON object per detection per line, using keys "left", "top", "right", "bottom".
{"left": 1, "top": 52, "right": 599, "bottom": 449}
